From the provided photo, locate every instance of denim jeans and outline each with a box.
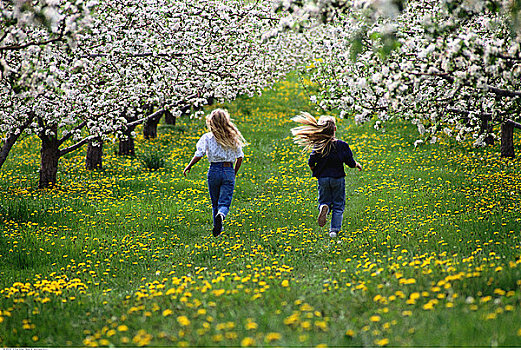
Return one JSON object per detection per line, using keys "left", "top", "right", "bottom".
{"left": 317, "top": 177, "right": 345, "bottom": 232}
{"left": 207, "top": 162, "right": 236, "bottom": 226}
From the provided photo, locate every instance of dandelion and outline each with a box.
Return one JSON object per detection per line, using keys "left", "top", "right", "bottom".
{"left": 212, "top": 289, "right": 225, "bottom": 297}
{"left": 265, "top": 332, "right": 281, "bottom": 342}
{"left": 177, "top": 315, "right": 190, "bottom": 327}
{"left": 314, "top": 320, "right": 328, "bottom": 331}
{"left": 245, "top": 320, "right": 258, "bottom": 330}
{"left": 162, "top": 309, "right": 173, "bottom": 317}
{"left": 301, "top": 320, "right": 311, "bottom": 330}
{"left": 494, "top": 288, "right": 505, "bottom": 296}
{"left": 375, "top": 338, "right": 389, "bottom": 346}
{"left": 370, "top": 315, "right": 381, "bottom": 322}
{"left": 241, "top": 337, "right": 255, "bottom": 347}
{"left": 212, "top": 334, "right": 223, "bottom": 342}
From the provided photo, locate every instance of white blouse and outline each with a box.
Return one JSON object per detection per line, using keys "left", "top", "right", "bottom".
{"left": 194, "top": 132, "right": 244, "bottom": 163}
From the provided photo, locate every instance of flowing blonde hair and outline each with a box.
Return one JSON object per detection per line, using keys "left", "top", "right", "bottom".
{"left": 206, "top": 108, "right": 246, "bottom": 149}
{"left": 291, "top": 112, "right": 336, "bottom": 155}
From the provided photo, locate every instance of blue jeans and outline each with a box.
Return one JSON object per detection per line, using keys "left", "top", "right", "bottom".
{"left": 207, "top": 163, "right": 235, "bottom": 226}
{"left": 318, "top": 177, "right": 345, "bottom": 232}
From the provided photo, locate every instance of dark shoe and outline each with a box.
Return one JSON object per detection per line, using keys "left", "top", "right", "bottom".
{"left": 318, "top": 204, "right": 329, "bottom": 227}
{"left": 213, "top": 213, "right": 224, "bottom": 237}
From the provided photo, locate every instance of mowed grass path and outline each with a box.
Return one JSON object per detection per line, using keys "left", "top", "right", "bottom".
{"left": 1, "top": 77, "right": 521, "bottom": 347}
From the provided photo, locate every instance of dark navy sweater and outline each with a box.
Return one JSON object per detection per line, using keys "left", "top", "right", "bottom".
{"left": 308, "top": 139, "right": 356, "bottom": 178}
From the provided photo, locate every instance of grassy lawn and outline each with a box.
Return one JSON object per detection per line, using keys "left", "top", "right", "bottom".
{"left": 1, "top": 76, "right": 521, "bottom": 347}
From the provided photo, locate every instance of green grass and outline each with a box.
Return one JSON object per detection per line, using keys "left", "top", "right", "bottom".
{"left": 1, "top": 75, "right": 521, "bottom": 347}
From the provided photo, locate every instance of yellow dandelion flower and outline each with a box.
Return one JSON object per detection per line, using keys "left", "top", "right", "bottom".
{"left": 345, "top": 329, "right": 355, "bottom": 337}
{"left": 177, "top": 315, "right": 190, "bottom": 326}
{"left": 375, "top": 338, "right": 389, "bottom": 346}
{"left": 423, "top": 303, "right": 434, "bottom": 310}
{"left": 212, "top": 289, "right": 225, "bottom": 296}
{"left": 212, "top": 334, "right": 223, "bottom": 342}
{"left": 241, "top": 337, "right": 255, "bottom": 347}
{"left": 265, "top": 332, "right": 281, "bottom": 342}
{"left": 246, "top": 321, "right": 258, "bottom": 330}
{"left": 370, "top": 315, "right": 381, "bottom": 322}
{"left": 162, "top": 309, "right": 173, "bottom": 317}
{"left": 301, "top": 321, "right": 311, "bottom": 330}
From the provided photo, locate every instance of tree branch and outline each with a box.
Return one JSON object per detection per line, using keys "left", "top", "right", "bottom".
{"left": 58, "top": 120, "right": 88, "bottom": 146}
{"left": 0, "top": 36, "right": 64, "bottom": 51}
{"left": 0, "top": 24, "right": 66, "bottom": 52}
{"left": 446, "top": 107, "right": 494, "bottom": 119}
{"left": 412, "top": 71, "right": 521, "bottom": 98}
{"left": 0, "top": 113, "right": 34, "bottom": 169}
{"left": 59, "top": 136, "right": 94, "bottom": 157}
{"left": 36, "top": 116, "right": 50, "bottom": 142}
{"left": 81, "top": 52, "right": 184, "bottom": 60}
{"left": 493, "top": 53, "right": 521, "bottom": 62}
{"left": 126, "top": 108, "right": 165, "bottom": 128}
{"left": 506, "top": 119, "right": 521, "bottom": 129}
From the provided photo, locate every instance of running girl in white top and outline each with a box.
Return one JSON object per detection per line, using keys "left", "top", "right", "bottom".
{"left": 183, "top": 109, "right": 246, "bottom": 237}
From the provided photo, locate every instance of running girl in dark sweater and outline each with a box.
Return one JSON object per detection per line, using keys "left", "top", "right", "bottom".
{"left": 291, "top": 112, "right": 362, "bottom": 237}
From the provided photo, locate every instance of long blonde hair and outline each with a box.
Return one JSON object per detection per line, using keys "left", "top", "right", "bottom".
{"left": 206, "top": 109, "right": 246, "bottom": 148}
{"left": 291, "top": 112, "right": 336, "bottom": 155}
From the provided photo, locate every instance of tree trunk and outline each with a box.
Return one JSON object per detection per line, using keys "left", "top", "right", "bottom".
{"left": 0, "top": 114, "right": 34, "bottom": 169}
{"left": 86, "top": 138, "right": 103, "bottom": 170}
{"left": 0, "top": 132, "right": 23, "bottom": 169}
{"left": 143, "top": 110, "right": 162, "bottom": 139}
{"left": 118, "top": 137, "right": 135, "bottom": 156}
{"left": 164, "top": 109, "right": 176, "bottom": 125}
{"left": 118, "top": 109, "right": 137, "bottom": 156}
{"left": 501, "top": 121, "right": 515, "bottom": 158}
{"left": 39, "top": 126, "right": 60, "bottom": 189}
{"left": 480, "top": 116, "right": 494, "bottom": 146}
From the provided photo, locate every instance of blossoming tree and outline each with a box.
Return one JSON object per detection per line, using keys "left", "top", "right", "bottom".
{"left": 1, "top": 0, "right": 307, "bottom": 187}
{"left": 279, "top": 0, "right": 521, "bottom": 157}
{"left": 0, "top": 0, "right": 94, "bottom": 169}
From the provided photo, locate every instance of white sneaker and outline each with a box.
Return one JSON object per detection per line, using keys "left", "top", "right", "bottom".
{"left": 317, "top": 204, "right": 329, "bottom": 227}
{"left": 329, "top": 231, "right": 338, "bottom": 238}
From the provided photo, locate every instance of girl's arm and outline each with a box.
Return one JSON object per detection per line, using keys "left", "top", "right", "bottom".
{"left": 183, "top": 156, "right": 202, "bottom": 177}
{"left": 234, "top": 157, "right": 243, "bottom": 175}
{"left": 308, "top": 152, "right": 317, "bottom": 171}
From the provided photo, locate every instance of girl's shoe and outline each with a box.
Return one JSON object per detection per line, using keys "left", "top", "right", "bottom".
{"left": 329, "top": 231, "right": 338, "bottom": 238}
{"left": 318, "top": 204, "right": 329, "bottom": 227}
{"left": 213, "top": 213, "right": 224, "bottom": 237}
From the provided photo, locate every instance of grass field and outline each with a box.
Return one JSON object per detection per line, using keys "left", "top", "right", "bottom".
{"left": 1, "top": 76, "right": 521, "bottom": 347}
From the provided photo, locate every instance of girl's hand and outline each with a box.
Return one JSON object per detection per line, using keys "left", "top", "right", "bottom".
{"left": 183, "top": 156, "right": 202, "bottom": 177}
{"left": 355, "top": 162, "right": 362, "bottom": 171}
